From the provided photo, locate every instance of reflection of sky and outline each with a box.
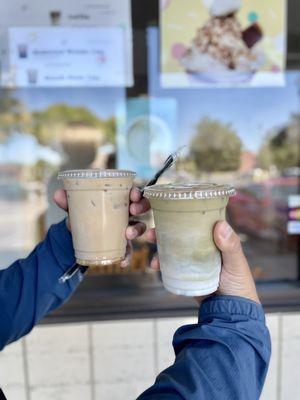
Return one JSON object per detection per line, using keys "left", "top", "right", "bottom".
{"left": 15, "top": 88, "right": 126, "bottom": 120}
{"left": 0, "top": 132, "right": 61, "bottom": 165}
{"left": 16, "top": 76, "right": 299, "bottom": 153}
{"left": 173, "top": 73, "right": 300, "bottom": 152}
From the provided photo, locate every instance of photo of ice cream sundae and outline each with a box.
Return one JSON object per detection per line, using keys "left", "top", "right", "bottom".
{"left": 179, "top": 0, "right": 264, "bottom": 83}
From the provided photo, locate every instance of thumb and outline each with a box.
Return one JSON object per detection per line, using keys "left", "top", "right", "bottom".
{"left": 214, "top": 220, "right": 249, "bottom": 275}
{"left": 53, "top": 189, "right": 68, "bottom": 211}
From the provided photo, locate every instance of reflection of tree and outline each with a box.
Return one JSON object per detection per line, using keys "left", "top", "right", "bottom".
{"left": 31, "top": 159, "right": 58, "bottom": 182}
{"left": 258, "top": 114, "right": 300, "bottom": 170}
{"left": 0, "top": 89, "right": 31, "bottom": 140}
{"left": 0, "top": 92, "right": 116, "bottom": 145}
{"left": 190, "top": 117, "right": 242, "bottom": 172}
{"left": 0, "top": 93, "right": 117, "bottom": 186}
{"left": 32, "top": 104, "right": 115, "bottom": 145}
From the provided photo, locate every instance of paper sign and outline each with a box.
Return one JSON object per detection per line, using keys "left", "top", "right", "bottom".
{"left": 9, "top": 27, "right": 129, "bottom": 87}
{"left": 0, "top": 0, "right": 133, "bottom": 87}
{"left": 117, "top": 98, "right": 178, "bottom": 179}
{"left": 160, "top": 0, "right": 287, "bottom": 88}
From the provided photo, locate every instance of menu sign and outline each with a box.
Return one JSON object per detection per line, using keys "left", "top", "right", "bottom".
{"left": 9, "top": 27, "right": 129, "bottom": 87}
{"left": 0, "top": 0, "right": 133, "bottom": 87}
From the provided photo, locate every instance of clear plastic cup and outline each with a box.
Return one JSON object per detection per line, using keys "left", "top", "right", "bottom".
{"left": 144, "top": 183, "right": 235, "bottom": 296}
{"left": 58, "top": 169, "right": 136, "bottom": 266}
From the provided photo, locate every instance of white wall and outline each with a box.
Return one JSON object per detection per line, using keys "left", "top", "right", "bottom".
{"left": 0, "top": 313, "right": 299, "bottom": 400}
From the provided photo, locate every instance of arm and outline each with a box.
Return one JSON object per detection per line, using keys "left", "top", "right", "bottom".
{"left": 0, "top": 220, "right": 81, "bottom": 349}
{"left": 138, "top": 295, "right": 271, "bottom": 400}
{"left": 0, "top": 187, "right": 150, "bottom": 350}
{"left": 139, "top": 220, "right": 271, "bottom": 400}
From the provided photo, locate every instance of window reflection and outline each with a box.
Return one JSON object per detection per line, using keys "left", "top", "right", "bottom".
{"left": 0, "top": 1, "right": 298, "bottom": 284}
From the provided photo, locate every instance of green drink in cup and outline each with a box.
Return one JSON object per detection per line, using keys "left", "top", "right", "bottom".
{"left": 144, "top": 183, "right": 235, "bottom": 296}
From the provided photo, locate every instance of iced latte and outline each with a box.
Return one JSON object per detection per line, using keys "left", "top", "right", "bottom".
{"left": 58, "top": 169, "right": 136, "bottom": 266}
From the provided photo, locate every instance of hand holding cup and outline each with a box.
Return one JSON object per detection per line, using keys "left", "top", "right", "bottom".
{"left": 55, "top": 170, "right": 150, "bottom": 268}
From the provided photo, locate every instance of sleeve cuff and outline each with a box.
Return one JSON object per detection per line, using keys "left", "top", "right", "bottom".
{"left": 199, "top": 295, "right": 265, "bottom": 324}
{"left": 47, "top": 219, "right": 75, "bottom": 270}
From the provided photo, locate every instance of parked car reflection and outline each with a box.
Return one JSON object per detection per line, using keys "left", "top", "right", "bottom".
{"left": 228, "top": 176, "right": 299, "bottom": 248}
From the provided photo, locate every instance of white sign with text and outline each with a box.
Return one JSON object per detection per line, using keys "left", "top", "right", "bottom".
{"left": 9, "top": 27, "right": 130, "bottom": 87}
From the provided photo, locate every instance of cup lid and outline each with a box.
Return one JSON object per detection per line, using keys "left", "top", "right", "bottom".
{"left": 58, "top": 169, "right": 136, "bottom": 179}
{"left": 144, "top": 182, "right": 235, "bottom": 200}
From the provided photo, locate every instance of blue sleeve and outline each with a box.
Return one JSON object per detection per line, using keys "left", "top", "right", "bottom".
{"left": 138, "top": 295, "right": 271, "bottom": 400}
{"left": 0, "top": 220, "right": 82, "bottom": 350}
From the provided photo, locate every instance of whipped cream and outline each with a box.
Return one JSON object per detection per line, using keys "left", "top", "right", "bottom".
{"left": 209, "top": 0, "right": 242, "bottom": 17}
{"left": 181, "top": 51, "right": 228, "bottom": 73}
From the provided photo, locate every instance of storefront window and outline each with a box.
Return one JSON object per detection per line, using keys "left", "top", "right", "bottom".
{"left": 0, "top": 0, "right": 299, "bottom": 317}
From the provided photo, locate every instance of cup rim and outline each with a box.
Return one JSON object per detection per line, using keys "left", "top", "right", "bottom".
{"left": 144, "top": 182, "right": 235, "bottom": 200}
{"left": 58, "top": 169, "right": 136, "bottom": 180}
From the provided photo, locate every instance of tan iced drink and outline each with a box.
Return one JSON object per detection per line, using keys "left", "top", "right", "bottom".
{"left": 144, "top": 183, "right": 235, "bottom": 296}
{"left": 58, "top": 169, "right": 136, "bottom": 266}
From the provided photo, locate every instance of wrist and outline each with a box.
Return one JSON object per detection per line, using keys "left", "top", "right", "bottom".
{"left": 217, "top": 287, "right": 260, "bottom": 304}
{"left": 218, "top": 268, "right": 261, "bottom": 304}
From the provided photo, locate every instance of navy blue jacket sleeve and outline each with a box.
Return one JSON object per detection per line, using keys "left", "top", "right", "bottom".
{"left": 138, "top": 295, "right": 271, "bottom": 400}
{"left": 0, "top": 220, "right": 81, "bottom": 350}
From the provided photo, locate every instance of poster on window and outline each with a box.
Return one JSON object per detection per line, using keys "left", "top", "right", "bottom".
{"left": 9, "top": 27, "right": 129, "bottom": 87}
{"left": 0, "top": 0, "right": 133, "bottom": 87}
{"left": 160, "top": 0, "right": 287, "bottom": 88}
{"left": 117, "top": 97, "right": 178, "bottom": 179}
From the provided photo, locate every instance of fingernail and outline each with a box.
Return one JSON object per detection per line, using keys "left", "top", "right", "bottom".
{"left": 127, "top": 227, "right": 137, "bottom": 239}
{"left": 219, "top": 221, "right": 233, "bottom": 240}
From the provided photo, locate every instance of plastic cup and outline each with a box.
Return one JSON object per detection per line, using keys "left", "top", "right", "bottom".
{"left": 58, "top": 169, "right": 136, "bottom": 266}
{"left": 144, "top": 182, "right": 235, "bottom": 296}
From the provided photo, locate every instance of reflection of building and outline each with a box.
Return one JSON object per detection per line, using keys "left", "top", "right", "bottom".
{"left": 239, "top": 151, "right": 257, "bottom": 174}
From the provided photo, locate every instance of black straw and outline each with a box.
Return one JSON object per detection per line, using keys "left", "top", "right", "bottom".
{"left": 141, "top": 146, "right": 186, "bottom": 195}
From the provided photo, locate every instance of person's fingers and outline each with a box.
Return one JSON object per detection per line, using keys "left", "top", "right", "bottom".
{"left": 143, "top": 228, "right": 157, "bottom": 244}
{"left": 130, "top": 197, "right": 150, "bottom": 216}
{"left": 126, "top": 222, "right": 147, "bottom": 240}
{"left": 53, "top": 189, "right": 68, "bottom": 211}
{"left": 120, "top": 242, "right": 132, "bottom": 268}
{"left": 213, "top": 220, "right": 249, "bottom": 275}
{"left": 130, "top": 186, "right": 142, "bottom": 202}
{"left": 150, "top": 253, "right": 160, "bottom": 270}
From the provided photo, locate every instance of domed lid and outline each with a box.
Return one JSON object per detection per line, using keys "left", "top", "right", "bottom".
{"left": 58, "top": 169, "right": 136, "bottom": 179}
{"left": 144, "top": 182, "right": 235, "bottom": 200}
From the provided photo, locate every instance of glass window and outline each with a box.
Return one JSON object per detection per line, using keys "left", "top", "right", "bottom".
{"left": 0, "top": 0, "right": 299, "bottom": 294}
